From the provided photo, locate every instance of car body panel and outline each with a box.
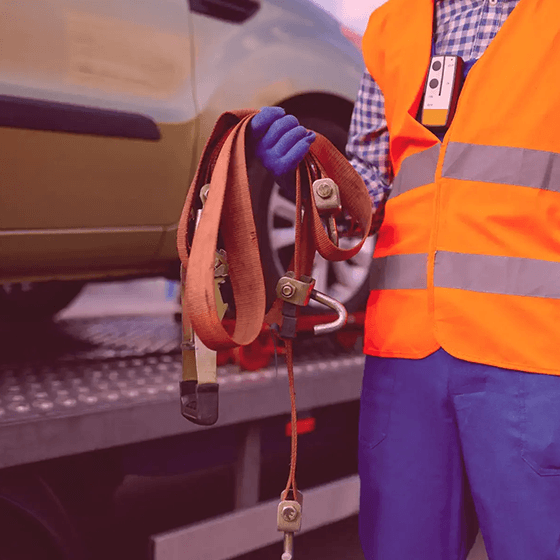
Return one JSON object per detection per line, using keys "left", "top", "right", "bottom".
{"left": 0, "top": 121, "right": 195, "bottom": 230}
{"left": 0, "top": 0, "right": 198, "bottom": 280}
{"left": 0, "top": 0, "right": 364, "bottom": 282}
{"left": 156, "top": 1, "right": 364, "bottom": 262}
{"left": 190, "top": 1, "right": 363, "bottom": 139}
{"left": 0, "top": 0, "right": 197, "bottom": 122}
{"left": 1, "top": 228, "right": 164, "bottom": 283}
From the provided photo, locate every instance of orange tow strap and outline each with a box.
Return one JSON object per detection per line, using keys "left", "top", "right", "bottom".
{"left": 177, "top": 109, "right": 372, "bottom": 502}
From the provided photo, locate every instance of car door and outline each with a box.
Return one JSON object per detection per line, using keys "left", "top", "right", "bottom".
{"left": 0, "top": 0, "right": 197, "bottom": 280}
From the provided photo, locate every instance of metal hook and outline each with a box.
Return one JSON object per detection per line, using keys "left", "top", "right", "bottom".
{"left": 276, "top": 273, "right": 348, "bottom": 336}
{"left": 309, "top": 290, "right": 348, "bottom": 335}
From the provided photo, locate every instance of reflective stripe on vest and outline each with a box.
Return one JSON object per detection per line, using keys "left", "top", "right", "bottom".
{"left": 390, "top": 144, "right": 441, "bottom": 199}
{"left": 434, "top": 252, "right": 560, "bottom": 299}
{"left": 370, "top": 253, "right": 428, "bottom": 290}
{"left": 371, "top": 251, "right": 560, "bottom": 299}
{"left": 442, "top": 143, "right": 560, "bottom": 191}
{"left": 391, "top": 142, "right": 560, "bottom": 201}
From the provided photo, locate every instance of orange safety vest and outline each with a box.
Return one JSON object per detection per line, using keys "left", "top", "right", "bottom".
{"left": 362, "top": 0, "right": 560, "bottom": 375}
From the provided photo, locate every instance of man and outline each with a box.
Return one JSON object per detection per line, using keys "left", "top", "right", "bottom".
{"left": 251, "top": 1, "right": 560, "bottom": 558}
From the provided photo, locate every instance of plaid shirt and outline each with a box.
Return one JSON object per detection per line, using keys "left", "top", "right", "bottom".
{"left": 347, "top": 0, "right": 520, "bottom": 233}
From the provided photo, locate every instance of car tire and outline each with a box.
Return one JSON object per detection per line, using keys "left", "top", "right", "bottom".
{"left": 0, "top": 281, "right": 86, "bottom": 322}
{"left": 249, "top": 115, "right": 375, "bottom": 315}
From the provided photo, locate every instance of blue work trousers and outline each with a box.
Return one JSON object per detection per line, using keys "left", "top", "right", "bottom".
{"left": 358, "top": 348, "right": 560, "bottom": 560}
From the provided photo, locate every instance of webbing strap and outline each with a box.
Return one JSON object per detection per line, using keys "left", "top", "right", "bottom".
{"left": 177, "top": 110, "right": 372, "bottom": 352}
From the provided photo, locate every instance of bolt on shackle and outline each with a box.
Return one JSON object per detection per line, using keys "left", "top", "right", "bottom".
{"left": 277, "top": 490, "right": 303, "bottom": 560}
{"left": 312, "top": 178, "right": 342, "bottom": 246}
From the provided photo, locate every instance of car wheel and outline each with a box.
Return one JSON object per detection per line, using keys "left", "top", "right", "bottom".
{"left": 250, "top": 115, "right": 375, "bottom": 314}
{"left": 0, "top": 281, "right": 86, "bottom": 322}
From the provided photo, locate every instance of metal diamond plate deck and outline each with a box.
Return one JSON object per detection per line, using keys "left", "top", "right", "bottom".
{"left": 0, "top": 316, "right": 364, "bottom": 469}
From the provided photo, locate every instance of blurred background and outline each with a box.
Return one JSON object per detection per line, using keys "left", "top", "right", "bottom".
{"left": 312, "top": 0, "right": 386, "bottom": 33}
{"left": 0, "top": 0, "right": 488, "bottom": 559}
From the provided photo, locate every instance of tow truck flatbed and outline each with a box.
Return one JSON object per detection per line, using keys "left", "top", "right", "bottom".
{"left": 0, "top": 315, "right": 365, "bottom": 560}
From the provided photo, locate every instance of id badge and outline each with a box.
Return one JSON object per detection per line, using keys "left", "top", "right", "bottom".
{"left": 420, "top": 55, "right": 464, "bottom": 131}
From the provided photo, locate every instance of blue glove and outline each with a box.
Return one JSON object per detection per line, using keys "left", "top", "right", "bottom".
{"left": 250, "top": 107, "right": 316, "bottom": 179}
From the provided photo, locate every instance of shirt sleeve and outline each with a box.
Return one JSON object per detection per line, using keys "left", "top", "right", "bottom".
{"left": 346, "top": 69, "right": 393, "bottom": 234}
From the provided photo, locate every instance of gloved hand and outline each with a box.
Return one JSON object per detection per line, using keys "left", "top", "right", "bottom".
{"left": 250, "top": 107, "right": 316, "bottom": 181}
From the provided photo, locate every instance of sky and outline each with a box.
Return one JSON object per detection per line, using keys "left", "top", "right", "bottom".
{"left": 311, "top": 0, "right": 388, "bottom": 34}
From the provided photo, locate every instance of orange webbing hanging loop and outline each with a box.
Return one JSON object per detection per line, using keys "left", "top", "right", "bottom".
{"left": 177, "top": 110, "right": 372, "bottom": 354}
{"left": 307, "top": 138, "right": 373, "bottom": 262}
{"left": 177, "top": 111, "right": 267, "bottom": 351}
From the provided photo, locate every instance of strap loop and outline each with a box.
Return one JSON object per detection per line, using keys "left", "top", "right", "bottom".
{"left": 177, "top": 110, "right": 372, "bottom": 351}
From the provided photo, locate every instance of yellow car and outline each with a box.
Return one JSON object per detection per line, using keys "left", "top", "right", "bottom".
{"left": 0, "top": 0, "right": 373, "bottom": 320}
